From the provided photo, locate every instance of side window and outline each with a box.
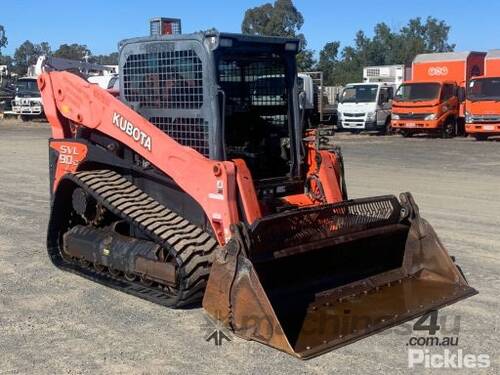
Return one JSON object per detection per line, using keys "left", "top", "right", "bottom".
{"left": 387, "top": 87, "right": 394, "bottom": 100}
{"left": 442, "top": 84, "right": 455, "bottom": 101}
{"left": 297, "top": 77, "right": 304, "bottom": 91}
{"left": 379, "top": 87, "right": 392, "bottom": 103}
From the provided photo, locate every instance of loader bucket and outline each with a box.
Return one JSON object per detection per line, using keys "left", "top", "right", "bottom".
{"left": 203, "top": 193, "right": 477, "bottom": 358}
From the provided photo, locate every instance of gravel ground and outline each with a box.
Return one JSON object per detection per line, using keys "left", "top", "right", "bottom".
{"left": 0, "top": 119, "right": 498, "bottom": 374}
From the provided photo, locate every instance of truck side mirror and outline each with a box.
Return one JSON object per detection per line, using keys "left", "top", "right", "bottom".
{"left": 335, "top": 93, "right": 340, "bottom": 102}
{"left": 457, "top": 87, "right": 465, "bottom": 102}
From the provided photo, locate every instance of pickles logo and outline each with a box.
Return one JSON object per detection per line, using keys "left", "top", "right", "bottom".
{"left": 112, "top": 112, "right": 152, "bottom": 151}
{"left": 428, "top": 66, "right": 449, "bottom": 76}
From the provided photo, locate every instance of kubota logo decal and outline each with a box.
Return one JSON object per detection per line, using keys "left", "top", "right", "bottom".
{"left": 112, "top": 112, "right": 152, "bottom": 151}
{"left": 428, "top": 66, "right": 449, "bottom": 76}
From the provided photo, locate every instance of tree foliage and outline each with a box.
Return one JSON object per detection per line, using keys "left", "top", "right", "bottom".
{"left": 0, "top": 25, "right": 7, "bottom": 51}
{"left": 91, "top": 52, "right": 119, "bottom": 65}
{"left": 53, "top": 43, "right": 91, "bottom": 60}
{"left": 13, "top": 40, "right": 51, "bottom": 75}
{"left": 318, "top": 17, "right": 455, "bottom": 85}
{"left": 241, "top": 0, "right": 315, "bottom": 71}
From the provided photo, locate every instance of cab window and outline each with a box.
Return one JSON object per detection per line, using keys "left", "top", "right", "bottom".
{"left": 441, "top": 84, "right": 456, "bottom": 101}
{"left": 379, "top": 87, "right": 393, "bottom": 103}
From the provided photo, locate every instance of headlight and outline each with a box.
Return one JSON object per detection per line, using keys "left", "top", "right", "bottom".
{"left": 465, "top": 112, "right": 472, "bottom": 123}
{"left": 337, "top": 112, "right": 343, "bottom": 119}
{"left": 366, "top": 111, "right": 376, "bottom": 121}
{"left": 392, "top": 114, "right": 400, "bottom": 120}
{"left": 424, "top": 113, "right": 437, "bottom": 121}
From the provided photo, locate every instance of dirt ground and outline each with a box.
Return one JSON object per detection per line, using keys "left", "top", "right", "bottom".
{"left": 0, "top": 119, "right": 498, "bottom": 374}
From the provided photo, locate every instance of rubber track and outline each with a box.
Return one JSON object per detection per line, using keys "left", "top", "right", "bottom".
{"left": 49, "top": 169, "right": 220, "bottom": 308}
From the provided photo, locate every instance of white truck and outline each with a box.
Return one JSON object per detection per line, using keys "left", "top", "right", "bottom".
{"left": 337, "top": 65, "right": 408, "bottom": 133}
{"left": 11, "top": 76, "right": 44, "bottom": 121}
{"left": 298, "top": 72, "right": 337, "bottom": 127}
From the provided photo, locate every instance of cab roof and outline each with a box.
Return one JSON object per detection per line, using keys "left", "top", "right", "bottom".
{"left": 413, "top": 51, "right": 485, "bottom": 63}
{"left": 486, "top": 49, "right": 500, "bottom": 60}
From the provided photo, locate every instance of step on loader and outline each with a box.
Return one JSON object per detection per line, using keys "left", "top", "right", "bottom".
{"left": 39, "top": 31, "right": 476, "bottom": 358}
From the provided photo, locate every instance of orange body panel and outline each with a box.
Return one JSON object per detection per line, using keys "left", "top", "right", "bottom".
{"left": 40, "top": 71, "right": 346, "bottom": 245}
{"left": 232, "top": 159, "right": 262, "bottom": 225}
{"left": 412, "top": 53, "right": 485, "bottom": 86}
{"left": 50, "top": 141, "right": 88, "bottom": 188}
{"left": 485, "top": 57, "right": 500, "bottom": 76}
{"left": 39, "top": 71, "right": 239, "bottom": 244}
{"left": 465, "top": 77, "right": 500, "bottom": 136}
{"left": 392, "top": 96, "right": 459, "bottom": 131}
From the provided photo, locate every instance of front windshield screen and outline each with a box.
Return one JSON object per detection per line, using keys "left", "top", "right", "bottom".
{"left": 395, "top": 83, "right": 440, "bottom": 102}
{"left": 467, "top": 78, "right": 500, "bottom": 101}
{"left": 341, "top": 85, "right": 378, "bottom": 103}
{"left": 15, "top": 79, "right": 40, "bottom": 95}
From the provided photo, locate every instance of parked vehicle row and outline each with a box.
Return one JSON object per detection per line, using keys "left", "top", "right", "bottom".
{"left": 328, "top": 50, "right": 500, "bottom": 141}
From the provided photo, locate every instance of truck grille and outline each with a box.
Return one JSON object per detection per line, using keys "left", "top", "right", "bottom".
{"left": 470, "top": 115, "right": 500, "bottom": 123}
{"left": 343, "top": 113, "right": 365, "bottom": 118}
{"left": 397, "top": 113, "right": 431, "bottom": 120}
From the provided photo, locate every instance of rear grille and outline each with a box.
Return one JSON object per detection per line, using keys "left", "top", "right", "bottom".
{"left": 149, "top": 117, "right": 209, "bottom": 156}
{"left": 122, "top": 49, "right": 203, "bottom": 109}
{"left": 398, "top": 113, "right": 430, "bottom": 120}
{"left": 250, "top": 196, "right": 402, "bottom": 254}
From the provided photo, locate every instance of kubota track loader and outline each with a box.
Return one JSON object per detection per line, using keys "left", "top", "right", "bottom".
{"left": 40, "top": 32, "right": 476, "bottom": 359}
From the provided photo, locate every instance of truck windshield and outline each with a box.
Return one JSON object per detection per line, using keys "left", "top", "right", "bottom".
{"left": 467, "top": 78, "right": 500, "bottom": 101}
{"left": 15, "top": 79, "right": 40, "bottom": 96}
{"left": 341, "top": 85, "right": 378, "bottom": 103}
{"left": 395, "top": 83, "right": 440, "bottom": 102}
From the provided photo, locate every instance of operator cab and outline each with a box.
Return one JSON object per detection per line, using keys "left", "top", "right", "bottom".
{"left": 119, "top": 32, "right": 302, "bottom": 194}
{"left": 214, "top": 39, "right": 299, "bottom": 180}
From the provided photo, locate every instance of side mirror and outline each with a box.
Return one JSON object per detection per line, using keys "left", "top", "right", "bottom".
{"left": 458, "top": 87, "right": 465, "bottom": 102}
{"left": 298, "top": 91, "right": 306, "bottom": 109}
{"left": 335, "top": 93, "right": 340, "bottom": 102}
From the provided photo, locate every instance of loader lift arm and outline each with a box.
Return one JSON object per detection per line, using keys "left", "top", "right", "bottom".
{"left": 39, "top": 71, "right": 239, "bottom": 244}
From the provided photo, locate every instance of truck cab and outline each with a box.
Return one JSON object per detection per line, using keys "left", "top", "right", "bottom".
{"left": 392, "top": 51, "right": 486, "bottom": 138}
{"left": 11, "top": 77, "right": 44, "bottom": 121}
{"left": 337, "top": 82, "right": 395, "bottom": 133}
{"left": 392, "top": 80, "right": 460, "bottom": 137}
{"left": 465, "top": 50, "right": 500, "bottom": 140}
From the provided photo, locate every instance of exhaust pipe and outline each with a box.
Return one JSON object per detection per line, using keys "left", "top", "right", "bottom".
{"left": 203, "top": 193, "right": 476, "bottom": 358}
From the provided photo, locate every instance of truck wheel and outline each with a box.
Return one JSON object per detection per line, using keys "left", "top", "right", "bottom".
{"left": 20, "top": 115, "right": 31, "bottom": 122}
{"left": 474, "top": 134, "right": 488, "bottom": 141}
{"left": 382, "top": 118, "right": 394, "bottom": 136}
{"left": 441, "top": 119, "right": 456, "bottom": 138}
{"left": 401, "top": 130, "right": 413, "bottom": 138}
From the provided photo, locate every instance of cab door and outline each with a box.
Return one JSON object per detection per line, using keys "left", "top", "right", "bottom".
{"left": 377, "top": 86, "right": 393, "bottom": 125}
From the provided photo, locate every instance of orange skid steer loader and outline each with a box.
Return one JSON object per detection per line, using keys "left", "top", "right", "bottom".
{"left": 40, "top": 32, "right": 476, "bottom": 358}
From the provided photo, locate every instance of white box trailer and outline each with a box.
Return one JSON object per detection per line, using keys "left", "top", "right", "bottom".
{"left": 363, "top": 65, "right": 408, "bottom": 85}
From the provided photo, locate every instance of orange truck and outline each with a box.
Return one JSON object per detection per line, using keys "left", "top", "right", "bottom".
{"left": 465, "top": 50, "right": 500, "bottom": 140}
{"left": 392, "top": 51, "right": 486, "bottom": 138}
